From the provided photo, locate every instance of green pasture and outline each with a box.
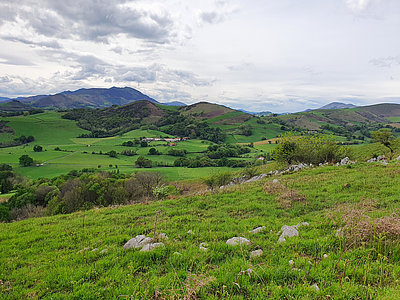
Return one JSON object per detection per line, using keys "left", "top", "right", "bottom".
{"left": 1, "top": 163, "right": 400, "bottom": 298}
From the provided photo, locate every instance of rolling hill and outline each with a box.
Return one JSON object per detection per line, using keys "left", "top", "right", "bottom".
{"left": 277, "top": 103, "right": 400, "bottom": 131}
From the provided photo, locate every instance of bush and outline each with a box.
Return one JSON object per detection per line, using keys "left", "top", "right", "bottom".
{"left": 273, "top": 132, "right": 349, "bottom": 165}
{"left": 148, "top": 148, "right": 161, "bottom": 155}
{"left": 121, "top": 150, "right": 136, "bottom": 156}
{"left": 204, "top": 172, "right": 234, "bottom": 190}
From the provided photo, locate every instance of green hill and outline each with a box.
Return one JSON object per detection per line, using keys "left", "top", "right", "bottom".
{"left": 1, "top": 162, "right": 399, "bottom": 298}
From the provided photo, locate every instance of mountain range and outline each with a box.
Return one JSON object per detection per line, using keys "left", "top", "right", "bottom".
{"left": 9, "top": 87, "right": 185, "bottom": 109}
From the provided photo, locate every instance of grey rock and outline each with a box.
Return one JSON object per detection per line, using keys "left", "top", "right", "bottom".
{"left": 272, "top": 179, "right": 280, "bottom": 183}
{"left": 123, "top": 235, "right": 153, "bottom": 249}
{"left": 311, "top": 283, "right": 320, "bottom": 292}
{"left": 140, "top": 242, "right": 165, "bottom": 252}
{"left": 340, "top": 157, "right": 350, "bottom": 165}
{"left": 173, "top": 251, "right": 182, "bottom": 256}
{"left": 396, "top": 156, "right": 400, "bottom": 161}
{"left": 91, "top": 248, "right": 98, "bottom": 252}
{"left": 199, "top": 242, "right": 208, "bottom": 251}
{"left": 187, "top": 230, "right": 193, "bottom": 234}
{"left": 249, "top": 226, "right": 266, "bottom": 234}
{"left": 278, "top": 225, "right": 299, "bottom": 243}
{"left": 335, "top": 228, "right": 344, "bottom": 237}
{"left": 226, "top": 237, "right": 251, "bottom": 246}
{"left": 100, "top": 249, "right": 108, "bottom": 254}
{"left": 377, "top": 155, "right": 386, "bottom": 161}
{"left": 367, "top": 158, "right": 377, "bottom": 162}
{"left": 289, "top": 259, "right": 294, "bottom": 265}
{"left": 250, "top": 249, "right": 263, "bottom": 257}
{"left": 381, "top": 160, "right": 388, "bottom": 165}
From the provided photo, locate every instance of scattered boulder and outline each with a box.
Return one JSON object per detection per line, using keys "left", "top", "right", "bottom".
{"left": 323, "top": 254, "right": 328, "bottom": 259}
{"left": 272, "top": 179, "right": 280, "bottom": 183}
{"left": 243, "top": 174, "right": 268, "bottom": 184}
{"left": 226, "top": 237, "right": 251, "bottom": 246}
{"left": 187, "top": 230, "right": 193, "bottom": 235}
{"left": 173, "top": 251, "right": 182, "bottom": 256}
{"left": 340, "top": 157, "right": 350, "bottom": 165}
{"left": 396, "top": 156, "right": 400, "bottom": 161}
{"left": 289, "top": 260, "right": 294, "bottom": 265}
{"left": 278, "top": 225, "right": 299, "bottom": 243}
{"left": 249, "top": 226, "right": 266, "bottom": 234}
{"left": 377, "top": 155, "right": 386, "bottom": 161}
{"left": 335, "top": 228, "right": 343, "bottom": 237}
{"left": 141, "top": 242, "right": 165, "bottom": 252}
{"left": 367, "top": 157, "right": 377, "bottom": 162}
{"left": 123, "top": 235, "right": 152, "bottom": 250}
{"left": 250, "top": 249, "right": 263, "bottom": 258}
{"left": 100, "top": 249, "right": 108, "bottom": 254}
{"left": 91, "top": 248, "right": 98, "bottom": 252}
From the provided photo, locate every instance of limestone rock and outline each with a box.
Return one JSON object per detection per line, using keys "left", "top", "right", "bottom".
{"left": 140, "top": 242, "right": 165, "bottom": 252}
{"left": 340, "top": 157, "right": 350, "bottom": 165}
{"left": 311, "top": 283, "right": 320, "bottom": 292}
{"left": 226, "top": 237, "right": 251, "bottom": 246}
{"left": 159, "top": 233, "right": 168, "bottom": 239}
{"left": 278, "top": 225, "right": 299, "bottom": 243}
{"left": 100, "top": 249, "right": 108, "bottom": 254}
{"left": 123, "top": 235, "right": 153, "bottom": 249}
{"left": 249, "top": 226, "right": 265, "bottom": 234}
{"left": 250, "top": 249, "right": 263, "bottom": 257}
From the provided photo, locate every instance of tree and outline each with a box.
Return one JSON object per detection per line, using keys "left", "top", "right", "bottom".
{"left": 135, "top": 156, "right": 152, "bottom": 168}
{"left": 19, "top": 155, "right": 34, "bottom": 167}
{"left": 148, "top": 148, "right": 161, "bottom": 155}
{"left": 33, "top": 145, "right": 43, "bottom": 152}
{"left": 140, "top": 140, "right": 148, "bottom": 147}
{"left": 108, "top": 150, "right": 117, "bottom": 158}
{"left": 372, "top": 129, "right": 395, "bottom": 160}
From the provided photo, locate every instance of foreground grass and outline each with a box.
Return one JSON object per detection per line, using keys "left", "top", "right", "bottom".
{"left": 1, "top": 163, "right": 400, "bottom": 299}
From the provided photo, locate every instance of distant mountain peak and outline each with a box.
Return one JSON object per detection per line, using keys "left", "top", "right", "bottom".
{"left": 319, "top": 102, "right": 356, "bottom": 110}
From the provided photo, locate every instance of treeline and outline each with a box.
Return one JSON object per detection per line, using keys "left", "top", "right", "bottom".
{"left": 0, "top": 135, "right": 35, "bottom": 148}
{"left": 63, "top": 106, "right": 227, "bottom": 143}
{"left": 158, "top": 112, "right": 226, "bottom": 143}
{"left": 0, "top": 170, "right": 172, "bottom": 222}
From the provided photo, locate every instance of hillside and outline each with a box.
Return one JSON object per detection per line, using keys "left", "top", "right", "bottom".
{"left": 1, "top": 162, "right": 399, "bottom": 298}
{"left": 181, "top": 102, "right": 251, "bottom": 125}
{"left": 277, "top": 103, "right": 400, "bottom": 131}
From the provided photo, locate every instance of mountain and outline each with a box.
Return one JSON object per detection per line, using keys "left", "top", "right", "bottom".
{"left": 161, "top": 101, "right": 186, "bottom": 106}
{"left": 319, "top": 102, "right": 357, "bottom": 110}
{"left": 16, "top": 87, "right": 158, "bottom": 109}
{"left": 0, "top": 97, "right": 10, "bottom": 102}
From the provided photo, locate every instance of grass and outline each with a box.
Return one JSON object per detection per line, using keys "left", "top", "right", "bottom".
{"left": 1, "top": 162, "right": 400, "bottom": 298}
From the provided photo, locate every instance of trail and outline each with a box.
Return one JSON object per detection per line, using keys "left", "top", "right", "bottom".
{"left": 41, "top": 151, "right": 79, "bottom": 165}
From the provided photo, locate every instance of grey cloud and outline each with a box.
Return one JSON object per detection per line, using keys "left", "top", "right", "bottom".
{"left": 0, "top": 54, "right": 35, "bottom": 66}
{"left": 370, "top": 56, "right": 400, "bottom": 68}
{"left": 198, "top": 1, "right": 239, "bottom": 25}
{"left": 0, "top": 0, "right": 176, "bottom": 44}
{"left": 1, "top": 36, "right": 61, "bottom": 49}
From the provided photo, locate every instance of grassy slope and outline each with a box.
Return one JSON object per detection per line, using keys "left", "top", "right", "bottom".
{"left": 1, "top": 163, "right": 400, "bottom": 299}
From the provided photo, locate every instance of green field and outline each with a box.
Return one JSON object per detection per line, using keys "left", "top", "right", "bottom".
{"left": 0, "top": 112, "right": 271, "bottom": 180}
{"left": 1, "top": 162, "right": 400, "bottom": 298}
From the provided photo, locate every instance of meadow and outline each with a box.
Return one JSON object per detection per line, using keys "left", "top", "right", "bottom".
{"left": 1, "top": 162, "right": 399, "bottom": 298}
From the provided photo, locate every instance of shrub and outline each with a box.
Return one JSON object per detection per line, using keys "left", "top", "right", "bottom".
{"left": 203, "top": 171, "right": 233, "bottom": 190}
{"left": 148, "top": 148, "right": 161, "bottom": 155}
{"left": 108, "top": 150, "right": 117, "bottom": 158}
{"left": 273, "top": 132, "right": 348, "bottom": 165}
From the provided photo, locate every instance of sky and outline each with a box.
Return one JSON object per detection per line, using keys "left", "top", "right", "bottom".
{"left": 0, "top": 0, "right": 399, "bottom": 113}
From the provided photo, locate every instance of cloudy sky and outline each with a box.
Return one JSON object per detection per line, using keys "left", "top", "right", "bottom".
{"left": 0, "top": 0, "right": 399, "bottom": 112}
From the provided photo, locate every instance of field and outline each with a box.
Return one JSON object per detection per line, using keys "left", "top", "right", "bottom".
{"left": 1, "top": 162, "right": 400, "bottom": 298}
{"left": 0, "top": 112, "right": 273, "bottom": 180}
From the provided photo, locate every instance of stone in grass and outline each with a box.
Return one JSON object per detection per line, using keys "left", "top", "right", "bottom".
{"left": 100, "top": 249, "right": 108, "bottom": 254}
{"left": 123, "top": 235, "right": 152, "bottom": 249}
{"left": 323, "top": 254, "right": 328, "bottom": 259}
{"left": 278, "top": 225, "right": 299, "bottom": 243}
{"left": 200, "top": 242, "right": 208, "bottom": 251}
{"left": 226, "top": 237, "right": 251, "bottom": 246}
{"left": 289, "top": 260, "right": 294, "bottom": 265}
{"left": 159, "top": 233, "right": 168, "bottom": 239}
{"left": 249, "top": 226, "right": 266, "bottom": 234}
{"left": 173, "top": 252, "right": 182, "bottom": 256}
{"left": 310, "top": 283, "right": 320, "bottom": 292}
{"left": 250, "top": 249, "right": 263, "bottom": 258}
{"left": 141, "top": 242, "right": 165, "bottom": 252}
{"left": 187, "top": 230, "right": 194, "bottom": 235}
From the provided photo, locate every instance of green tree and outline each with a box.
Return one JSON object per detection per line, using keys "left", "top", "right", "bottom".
{"left": 19, "top": 155, "right": 34, "bottom": 167}
{"left": 148, "top": 148, "right": 161, "bottom": 155}
{"left": 108, "top": 150, "right": 117, "bottom": 158}
{"left": 135, "top": 156, "right": 152, "bottom": 168}
{"left": 372, "top": 129, "right": 395, "bottom": 160}
{"left": 33, "top": 145, "right": 43, "bottom": 152}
